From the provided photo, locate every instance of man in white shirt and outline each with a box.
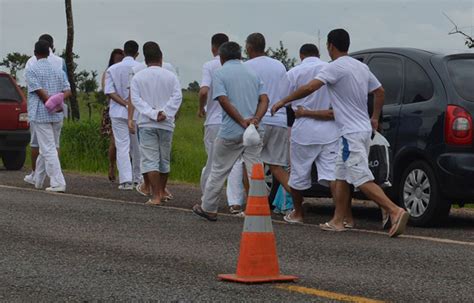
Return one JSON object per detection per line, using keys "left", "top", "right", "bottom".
{"left": 105, "top": 40, "right": 142, "bottom": 190}
{"left": 244, "top": 33, "right": 291, "bottom": 195}
{"left": 131, "top": 41, "right": 182, "bottom": 205}
{"left": 280, "top": 44, "right": 340, "bottom": 224}
{"left": 272, "top": 29, "right": 409, "bottom": 237}
{"left": 198, "top": 33, "right": 245, "bottom": 215}
{"left": 23, "top": 34, "right": 67, "bottom": 187}
{"left": 129, "top": 54, "right": 178, "bottom": 199}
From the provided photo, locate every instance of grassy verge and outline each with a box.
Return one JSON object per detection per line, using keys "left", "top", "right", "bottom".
{"left": 25, "top": 91, "right": 206, "bottom": 185}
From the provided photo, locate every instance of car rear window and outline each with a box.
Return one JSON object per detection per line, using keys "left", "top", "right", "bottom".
{"left": 447, "top": 59, "right": 474, "bottom": 102}
{"left": 0, "top": 76, "right": 22, "bottom": 102}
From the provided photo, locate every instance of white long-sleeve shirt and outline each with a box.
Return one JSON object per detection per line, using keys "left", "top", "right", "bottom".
{"left": 131, "top": 66, "right": 182, "bottom": 131}
{"left": 104, "top": 56, "right": 142, "bottom": 119}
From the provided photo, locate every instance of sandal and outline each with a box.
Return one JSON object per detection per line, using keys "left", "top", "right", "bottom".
{"left": 192, "top": 204, "right": 217, "bottom": 222}
{"left": 136, "top": 183, "right": 151, "bottom": 197}
{"left": 319, "top": 222, "right": 347, "bottom": 232}
{"left": 283, "top": 211, "right": 303, "bottom": 224}
{"left": 389, "top": 209, "right": 409, "bottom": 238}
{"left": 145, "top": 199, "right": 161, "bottom": 206}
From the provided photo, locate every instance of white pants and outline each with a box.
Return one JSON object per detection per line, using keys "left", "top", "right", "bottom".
{"left": 34, "top": 122, "right": 65, "bottom": 188}
{"left": 202, "top": 136, "right": 262, "bottom": 213}
{"left": 200, "top": 125, "right": 244, "bottom": 207}
{"left": 111, "top": 117, "right": 141, "bottom": 184}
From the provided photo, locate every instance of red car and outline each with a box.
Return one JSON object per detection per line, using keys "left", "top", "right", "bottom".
{"left": 0, "top": 72, "right": 30, "bottom": 170}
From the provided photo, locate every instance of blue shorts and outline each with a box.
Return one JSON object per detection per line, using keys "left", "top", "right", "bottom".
{"left": 138, "top": 127, "right": 173, "bottom": 174}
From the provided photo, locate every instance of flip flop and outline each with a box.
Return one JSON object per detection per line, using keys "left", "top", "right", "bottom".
{"left": 192, "top": 204, "right": 217, "bottom": 222}
{"left": 389, "top": 210, "right": 410, "bottom": 238}
{"left": 145, "top": 199, "right": 161, "bottom": 206}
{"left": 381, "top": 209, "right": 391, "bottom": 229}
{"left": 136, "top": 183, "right": 151, "bottom": 197}
{"left": 283, "top": 211, "right": 303, "bottom": 224}
{"left": 343, "top": 221, "right": 355, "bottom": 229}
{"left": 319, "top": 222, "right": 347, "bottom": 232}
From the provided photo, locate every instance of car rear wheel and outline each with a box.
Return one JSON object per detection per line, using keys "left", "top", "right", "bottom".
{"left": 399, "top": 160, "right": 451, "bottom": 227}
{"left": 2, "top": 150, "right": 26, "bottom": 170}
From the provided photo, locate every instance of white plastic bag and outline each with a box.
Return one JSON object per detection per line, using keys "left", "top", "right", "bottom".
{"left": 243, "top": 124, "right": 260, "bottom": 146}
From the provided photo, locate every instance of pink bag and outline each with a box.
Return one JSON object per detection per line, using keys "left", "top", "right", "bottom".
{"left": 45, "top": 93, "right": 64, "bottom": 113}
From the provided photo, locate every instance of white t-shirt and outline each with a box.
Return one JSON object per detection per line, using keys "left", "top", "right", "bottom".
{"left": 132, "top": 62, "right": 178, "bottom": 76}
{"left": 284, "top": 57, "right": 339, "bottom": 145}
{"left": 131, "top": 66, "right": 182, "bottom": 131}
{"left": 315, "top": 56, "right": 381, "bottom": 135}
{"left": 200, "top": 56, "right": 222, "bottom": 126}
{"left": 244, "top": 56, "right": 287, "bottom": 128}
{"left": 25, "top": 48, "right": 65, "bottom": 72}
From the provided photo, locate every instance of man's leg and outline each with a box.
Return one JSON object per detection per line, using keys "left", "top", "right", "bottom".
{"left": 200, "top": 125, "right": 220, "bottom": 193}
{"left": 200, "top": 138, "right": 243, "bottom": 214}
{"left": 326, "top": 180, "right": 352, "bottom": 229}
{"left": 130, "top": 123, "right": 141, "bottom": 184}
{"left": 138, "top": 128, "right": 161, "bottom": 203}
{"left": 111, "top": 117, "right": 133, "bottom": 186}
{"left": 35, "top": 122, "right": 65, "bottom": 189}
{"left": 226, "top": 159, "right": 245, "bottom": 212}
{"left": 157, "top": 129, "right": 173, "bottom": 199}
{"left": 261, "top": 125, "right": 291, "bottom": 192}
{"left": 358, "top": 181, "right": 401, "bottom": 223}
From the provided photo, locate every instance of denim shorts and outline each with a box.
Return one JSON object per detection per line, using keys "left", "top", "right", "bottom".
{"left": 138, "top": 127, "right": 173, "bottom": 174}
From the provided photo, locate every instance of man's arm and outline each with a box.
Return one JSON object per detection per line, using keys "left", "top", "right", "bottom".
{"left": 108, "top": 93, "right": 129, "bottom": 107}
{"left": 218, "top": 96, "right": 247, "bottom": 128}
{"left": 251, "top": 94, "right": 269, "bottom": 126}
{"left": 104, "top": 69, "right": 128, "bottom": 107}
{"left": 271, "top": 79, "right": 325, "bottom": 116}
{"left": 370, "top": 86, "right": 385, "bottom": 131}
{"left": 198, "top": 87, "right": 208, "bottom": 118}
{"left": 128, "top": 91, "right": 136, "bottom": 134}
{"left": 295, "top": 106, "right": 334, "bottom": 120}
{"left": 163, "top": 77, "right": 183, "bottom": 119}
{"left": 130, "top": 78, "right": 160, "bottom": 122}
{"left": 35, "top": 89, "right": 49, "bottom": 103}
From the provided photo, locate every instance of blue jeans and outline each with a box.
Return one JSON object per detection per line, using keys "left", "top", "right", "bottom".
{"left": 138, "top": 127, "right": 173, "bottom": 174}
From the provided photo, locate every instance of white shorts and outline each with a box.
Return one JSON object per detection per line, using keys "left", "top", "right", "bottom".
{"left": 261, "top": 125, "right": 289, "bottom": 166}
{"left": 30, "top": 121, "right": 63, "bottom": 148}
{"left": 288, "top": 140, "right": 338, "bottom": 190}
{"left": 335, "top": 131, "right": 374, "bottom": 188}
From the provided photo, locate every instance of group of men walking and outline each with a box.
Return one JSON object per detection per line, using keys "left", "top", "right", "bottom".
{"left": 23, "top": 28, "right": 409, "bottom": 237}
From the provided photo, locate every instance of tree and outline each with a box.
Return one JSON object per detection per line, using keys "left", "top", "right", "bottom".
{"left": 0, "top": 52, "right": 30, "bottom": 79}
{"left": 65, "top": 0, "right": 80, "bottom": 120}
{"left": 187, "top": 80, "right": 200, "bottom": 92}
{"left": 267, "top": 41, "right": 297, "bottom": 71}
{"left": 59, "top": 50, "right": 97, "bottom": 94}
{"left": 444, "top": 12, "right": 474, "bottom": 48}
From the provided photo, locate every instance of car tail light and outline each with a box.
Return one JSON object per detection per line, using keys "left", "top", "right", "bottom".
{"left": 18, "top": 112, "right": 29, "bottom": 129}
{"left": 445, "top": 105, "right": 472, "bottom": 145}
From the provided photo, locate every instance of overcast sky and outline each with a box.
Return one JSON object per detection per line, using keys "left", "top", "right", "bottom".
{"left": 1, "top": 0, "right": 473, "bottom": 87}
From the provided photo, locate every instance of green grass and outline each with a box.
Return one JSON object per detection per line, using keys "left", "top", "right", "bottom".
{"left": 26, "top": 91, "right": 206, "bottom": 184}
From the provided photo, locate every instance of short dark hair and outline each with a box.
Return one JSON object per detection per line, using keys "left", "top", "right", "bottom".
{"left": 38, "top": 34, "right": 54, "bottom": 48}
{"left": 219, "top": 42, "right": 242, "bottom": 62}
{"left": 124, "top": 40, "right": 139, "bottom": 56}
{"left": 34, "top": 40, "right": 50, "bottom": 57}
{"left": 246, "top": 33, "right": 266, "bottom": 53}
{"left": 299, "top": 44, "right": 320, "bottom": 57}
{"left": 211, "top": 33, "right": 229, "bottom": 49}
{"left": 143, "top": 41, "right": 163, "bottom": 64}
{"left": 327, "top": 29, "right": 350, "bottom": 52}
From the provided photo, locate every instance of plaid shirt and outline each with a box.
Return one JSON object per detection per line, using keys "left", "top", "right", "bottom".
{"left": 25, "top": 59, "right": 70, "bottom": 123}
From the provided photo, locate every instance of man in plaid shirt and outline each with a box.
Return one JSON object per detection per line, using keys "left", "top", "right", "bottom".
{"left": 25, "top": 40, "right": 71, "bottom": 192}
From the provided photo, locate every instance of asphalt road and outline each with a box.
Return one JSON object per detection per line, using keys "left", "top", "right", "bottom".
{"left": 0, "top": 169, "right": 473, "bottom": 301}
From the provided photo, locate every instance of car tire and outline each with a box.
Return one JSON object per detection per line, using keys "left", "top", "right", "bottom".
{"left": 399, "top": 160, "right": 451, "bottom": 227}
{"left": 2, "top": 150, "right": 26, "bottom": 170}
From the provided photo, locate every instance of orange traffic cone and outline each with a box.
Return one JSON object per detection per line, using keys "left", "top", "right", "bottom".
{"left": 218, "top": 163, "right": 298, "bottom": 283}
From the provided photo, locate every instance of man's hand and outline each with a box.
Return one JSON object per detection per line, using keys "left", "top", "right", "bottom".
{"left": 157, "top": 111, "right": 167, "bottom": 122}
{"left": 243, "top": 116, "right": 260, "bottom": 128}
{"left": 271, "top": 100, "right": 285, "bottom": 116}
{"left": 197, "top": 107, "right": 206, "bottom": 118}
{"left": 295, "top": 106, "right": 306, "bottom": 119}
{"left": 371, "top": 118, "right": 379, "bottom": 132}
{"left": 128, "top": 119, "right": 136, "bottom": 134}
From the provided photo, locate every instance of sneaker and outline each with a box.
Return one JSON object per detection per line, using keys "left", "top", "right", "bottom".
{"left": 23, "top": 172, "right": 35, "bottom": 185}
{"left": 118, "top": 182, "right": 134, "bottom": 191}
{"left": 45, "top": 185, "right": 66, "bottom": 193}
